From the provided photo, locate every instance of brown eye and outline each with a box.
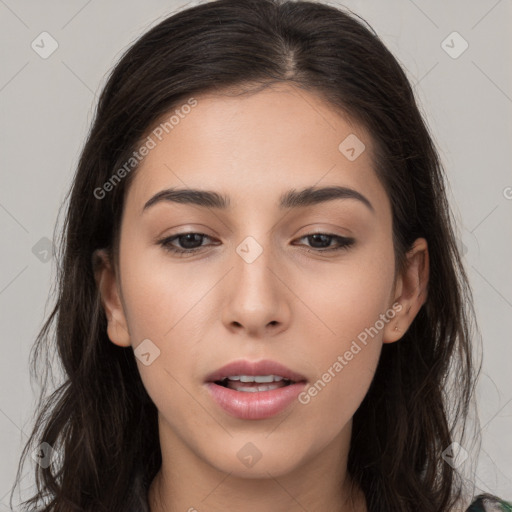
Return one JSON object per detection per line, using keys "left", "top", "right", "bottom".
{"left": 158, "top": 232, "right": 215, "bottom": 255}
{"left": 294, "top": 233, "right": 355, "bottom": 253}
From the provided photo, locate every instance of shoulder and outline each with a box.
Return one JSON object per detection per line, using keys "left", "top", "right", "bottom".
{"left": 466, "top": 494, "right": 512, "bottom": 511}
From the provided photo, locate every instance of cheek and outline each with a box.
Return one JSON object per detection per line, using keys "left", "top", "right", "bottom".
{"left": 291, "top": 246, "right": 394, "bottom": 428}
{"left": 118, "top": 247, "right": 218, "bottom": 406}
{"left": 295, "top": 342, "right": 381, "bottom": 453}
{"left": 119, "top": 244, "right": 215, "bottom": 342}
{"left": 293, "top": 244, "right": 396, "bottom": 346}
{"left": 295, "top": 274, "right": 388, "bottom": 437}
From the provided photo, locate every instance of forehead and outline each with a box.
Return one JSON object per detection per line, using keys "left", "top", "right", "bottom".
{"left": 124, "top": 83, "right": 390, "bottom": 219}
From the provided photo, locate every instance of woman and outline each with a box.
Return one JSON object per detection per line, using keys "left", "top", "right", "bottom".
{"left": 10, "top": 0, "right": 511, "bottom": 510}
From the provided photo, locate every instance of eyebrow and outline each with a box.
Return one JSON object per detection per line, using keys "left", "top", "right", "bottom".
{"left": 142, "top": 185, "right": 375, "bottom": 214}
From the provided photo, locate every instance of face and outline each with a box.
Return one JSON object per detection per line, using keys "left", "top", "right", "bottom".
{"left": 95, "top": 82, "right": 428, "bottom": 480}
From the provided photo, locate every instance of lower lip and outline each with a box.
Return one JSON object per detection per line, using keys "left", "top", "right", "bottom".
{"left": 205, "top": 381, "right": 307, "bottom": 420}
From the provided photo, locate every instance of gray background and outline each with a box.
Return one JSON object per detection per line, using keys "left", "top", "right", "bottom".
{"left": 1, "top": 0, "right": 511, "bottom": 507}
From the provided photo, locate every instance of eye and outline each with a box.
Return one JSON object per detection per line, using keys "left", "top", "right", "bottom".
{"left": 293, "top": 233, "right": 355, "bottom": 253}
{"left": 157, "top": 232, "right": 355, "bottom": 257}
{"left": 158, "top": 232, "right": 217, "bottom": 256}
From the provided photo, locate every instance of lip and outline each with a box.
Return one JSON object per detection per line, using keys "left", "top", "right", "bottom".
{"left": 204, "top": 359, "right": 308, "bottom": 420}
{"left": 205, "top": 381, "right": 307, "bottom": 420}
{"left": 204, "top": 359, "right": 308, "bottom": 383}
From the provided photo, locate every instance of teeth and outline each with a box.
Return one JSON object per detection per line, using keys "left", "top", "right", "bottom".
{"left": 219, "top": 376, "right": 293, "bottom": 392}
{"left": 235, "top": 384, "right": 284, "bottom": 392}
{"left": 227, "top": 375, "right": 286, "bottom": 383}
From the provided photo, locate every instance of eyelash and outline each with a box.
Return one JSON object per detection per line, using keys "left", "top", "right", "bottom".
{"left": 157, "top": 232, "right": 355, "bottom": 256}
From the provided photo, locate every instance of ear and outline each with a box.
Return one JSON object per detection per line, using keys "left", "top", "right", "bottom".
{"left": 382, "top": 237, "right": 429, "bottom": 344}
{"left": 92, "top": 248, "right": 131, "bottom": 347}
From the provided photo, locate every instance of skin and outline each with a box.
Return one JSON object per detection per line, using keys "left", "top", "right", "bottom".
{"left": 94, "top": 83, "right": 429, "bottom": 512}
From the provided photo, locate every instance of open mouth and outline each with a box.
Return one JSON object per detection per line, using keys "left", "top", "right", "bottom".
{"left": 214, "top": 375, "right": 296, "bottom": 393}
{"left": 205, "top": 366, "right": 308, "bottom": 419}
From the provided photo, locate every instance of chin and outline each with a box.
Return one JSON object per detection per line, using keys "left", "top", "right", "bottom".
{"left": 201, "top": 438, "right": 308, "bottom": 479}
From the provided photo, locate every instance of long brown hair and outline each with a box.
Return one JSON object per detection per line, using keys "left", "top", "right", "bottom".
{"left": 11, "top": 1, "right": 483, "bottom": 510}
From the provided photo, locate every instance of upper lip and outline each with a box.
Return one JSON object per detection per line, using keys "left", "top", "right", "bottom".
{"left": 205, "top": 359, "right": 308, "bottom": 383}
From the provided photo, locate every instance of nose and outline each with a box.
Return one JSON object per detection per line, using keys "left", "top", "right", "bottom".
{"left": 221, "top": 236, "right": 292, "bottom": 338}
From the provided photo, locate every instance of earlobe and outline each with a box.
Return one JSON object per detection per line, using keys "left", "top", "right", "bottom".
{"left": 382, "top": 238, "right": 429, "bottom": 344}
{"left": 92, "top": 248, "right": 131, "bottom": 347}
